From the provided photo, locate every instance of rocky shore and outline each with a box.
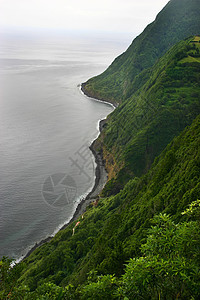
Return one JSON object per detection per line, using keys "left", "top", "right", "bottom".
{"left": 60, "top": 119, "right": 108, "bottom": 226}
{"left": 81, "top": 82, "right": 118, "bottom": 108}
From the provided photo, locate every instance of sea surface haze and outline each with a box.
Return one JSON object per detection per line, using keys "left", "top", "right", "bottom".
{"left": 0, "top": 31, "right": 128, "bottom": 260}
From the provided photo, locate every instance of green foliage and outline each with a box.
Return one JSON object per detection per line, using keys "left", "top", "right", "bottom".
{"left": 0, "top": 257, "right": 13, "bottom": 297}
{"left": 83, "top": 0, "right": 200, "bottom": 103}
{"left": 83, "top": 0, "right": 200, "bottom": 190}
{"left": 31, "top": 283, "right": 64, "bottom": 300}
{"left": 98, "top": 37, "right": 200, "bottom": 190}
{"left": 182, "top": 199, "right": 200, "bottom": 219}
{"left": 80, "top": 274, "right": 117, "bottom": 300}
{"left": 2, "top": 213, "right": 200, "bottom": 299}
{"left": 0, "top": 257, "right": 29, "bottom": 300}
{"left": 118, "top": 214, "right": 200, "bottom": 299}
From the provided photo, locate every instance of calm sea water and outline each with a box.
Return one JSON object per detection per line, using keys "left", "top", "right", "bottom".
{"left": 0, "top": 31, "right": 128, "bottom": 260}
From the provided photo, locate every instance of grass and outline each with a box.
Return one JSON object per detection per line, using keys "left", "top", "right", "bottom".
{"left": 180, "top": 55, "right": 200, "bottom": 63}
{"left": 193, "top": 35, "right": 200, "bottom": 42}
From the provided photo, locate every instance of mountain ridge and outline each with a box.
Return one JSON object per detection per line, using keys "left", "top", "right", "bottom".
{"left": 83, "top": 0, "right": 200, "bottom": 104}
{"left": 94, "top": 35, "right": 200, "bottom": 195}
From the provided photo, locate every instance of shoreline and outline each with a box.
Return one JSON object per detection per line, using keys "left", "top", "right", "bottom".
{"left": 22, "top": 84, "right": 115, "bottom": 261}
{"left": 80, "top": 82, "right": 118, "bottom": 108}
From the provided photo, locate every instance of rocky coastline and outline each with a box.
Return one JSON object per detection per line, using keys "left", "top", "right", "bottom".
{"left": 81, "top": 82, "right": 118, "bottom": 108}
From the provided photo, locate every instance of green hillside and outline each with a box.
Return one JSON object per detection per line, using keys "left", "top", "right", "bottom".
{"left": 83, "top": 0, "right": 200, "bottom": 104}
{"left": 97, "top": 36, "right": 200, "bottom": 195}
{"left": 2, "top": 112, "right": 200, "bottom": 300}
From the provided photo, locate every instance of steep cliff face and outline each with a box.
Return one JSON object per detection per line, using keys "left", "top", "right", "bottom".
{"left": 83, "top": 0, "right": 200, "bottom": 103}
{"left": 96, "top": 36, "right": 200, "bottom": 195}
{"left": 82, "top": 0, "right": 200, "bottom": 194}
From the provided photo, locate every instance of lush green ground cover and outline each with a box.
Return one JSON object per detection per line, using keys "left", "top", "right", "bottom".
{"left": 100, "top": 36, "right": 200, "bottom": 195}
{"left": 84, "top": 0, "right": 200, "bottom": 103}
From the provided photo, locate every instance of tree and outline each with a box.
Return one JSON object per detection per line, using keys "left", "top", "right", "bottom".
{"left": 118, "top": 213, "right": 200, "bottom": 299}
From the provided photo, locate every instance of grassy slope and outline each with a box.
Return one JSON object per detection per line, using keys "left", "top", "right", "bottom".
{"left": 17, "top": 114, "right": 200, "bottom": 291}
{"left": 83, "top": 0, "right": 200, "bottom": 103}
{"left": 98, "top": 37, "right": 200, "bottom": 195}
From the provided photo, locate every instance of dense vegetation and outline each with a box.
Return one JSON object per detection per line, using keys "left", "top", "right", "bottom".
{"left": 97, "top": 36, "right": 200, "bottom": 195}
{"left": 1, "top": 0, "right": 200, "bottom": 299}
{"left": 83, "top": 0, "right": 200, "bottom": 103}
{"left": 1, "top": 109, "right": 200, "bottom": 300}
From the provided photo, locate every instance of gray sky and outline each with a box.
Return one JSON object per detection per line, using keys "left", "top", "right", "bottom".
{"left": 0, "top": 0, "right": 169, "bottom": 36}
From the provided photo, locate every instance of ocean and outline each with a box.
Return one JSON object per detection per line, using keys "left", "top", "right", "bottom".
{"left": 0, "top": 30, "right": 128, "bottom": 260}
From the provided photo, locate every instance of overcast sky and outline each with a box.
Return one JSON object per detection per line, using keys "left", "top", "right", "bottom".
{"left": 0, "top": 0, "right": 170, "bottom": 37}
